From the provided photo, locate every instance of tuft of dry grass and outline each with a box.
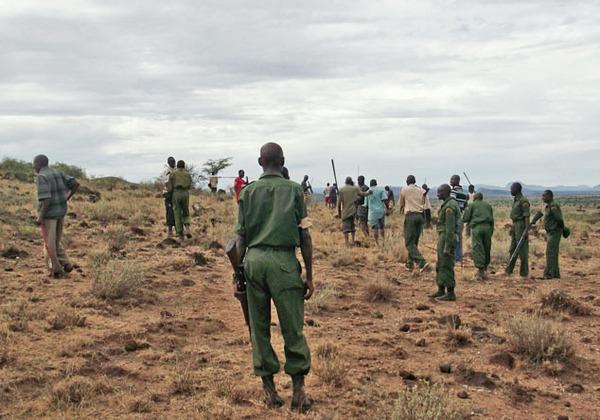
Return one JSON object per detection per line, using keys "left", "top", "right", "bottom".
{"left": 390, "top": 380, "right": 467, "bottom": 420}
{"left": 170, "top": 361, "right": 196, "bottom": 395}
{"left": 306, "top": 283, "right": 341, "bottom": 313}
{"left": 314, "top": 342, "right": 347, "bottom": 387}
{"left": 105, "top": 225, "right": 129, "bottom": 253}
{"left": 47, "top": 306, "right": 87, "bottom": 330}
{"left": 445, "top": 328, "right": 472, "bottom": 348}
{"left": 0, "top": 325, "right": 11, "bottom": 366}
{"left": 507, "top": 313, "right": 574, "bottom": 364}
{"left": 364, "top": 281, "right": 394, "bottom": 303}
{"left": 49, "top": 376, "right": 113, "bottom": 408}
{"left": 90, "top": 260, "right": 145, "bottom": 300}
{"left": 540, "top": 289, "right": 592, "bottom": 316}
{"left": 2, "top": 300, "right": 47, "bottom": 332}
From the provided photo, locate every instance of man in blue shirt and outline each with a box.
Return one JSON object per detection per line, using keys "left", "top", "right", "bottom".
{"left": 363, "top": 179, "right": 388, "bottom": 245}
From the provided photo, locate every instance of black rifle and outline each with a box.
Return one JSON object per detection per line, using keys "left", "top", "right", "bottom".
{"left": 507, "top": 211, "right": 543, "bottom": 270}
{"left": 225, "top": 239, "right": 250, "bottom": 336}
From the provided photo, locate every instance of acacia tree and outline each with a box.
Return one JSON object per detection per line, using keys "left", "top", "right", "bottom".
{"left": 202, "top": 157, "right": 233, "bottom": 176}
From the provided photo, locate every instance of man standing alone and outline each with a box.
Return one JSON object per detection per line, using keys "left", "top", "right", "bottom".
{"left": 33, "top": 155, "right": 79, "bottom": 278}
{"left": 234, "top": 169, "right": 247, "bottom": 202}
{"left": 235, "top": 142, "right": 314, "bottom": 412}
{"left": 399, "top": 175, "right": 429, "bottom": 272}
{"left": 462, "top": 192, "right": 494, "bottom": 279}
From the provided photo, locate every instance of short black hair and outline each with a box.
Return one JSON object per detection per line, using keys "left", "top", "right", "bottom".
{"left": 177, "top": 160, "right": 185, "bottom": 168}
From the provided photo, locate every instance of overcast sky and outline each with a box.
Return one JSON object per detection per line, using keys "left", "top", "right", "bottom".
{"left": 1, "top": 0, "right": 599, "bottom": 188}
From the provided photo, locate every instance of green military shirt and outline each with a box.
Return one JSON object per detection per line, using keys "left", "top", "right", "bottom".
{"left": 510, "top": 193, "right": 530, "bottom": 222}
{"left": 169, "top": 169, "right": 192, "bottom": 190}
{"left": 438, "top": 197, "right": 460, "bottom": 251}
{"left": 235, "top": 171, "right": 308, "bottom": 249}
{"left": 462, "top": 199, "right": 494, "bottom": 229}
{"left": 544, "top": 200, "right": 564, "bottom": 232}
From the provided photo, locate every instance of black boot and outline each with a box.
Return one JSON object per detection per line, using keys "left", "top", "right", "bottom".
{"left": 437, "top": 287, "right": 456, "bottom": 301}
{"left": 430, "top": 286, "right": 445, "bottom": 299}
{"left": 291, "top": 375, "right": 313, "bottom": 413}
{"left": 478, "top": 268, "right": 486, "bottom": 280}
{"left": 261, "top": 375, "right": 284, "bottom": 408}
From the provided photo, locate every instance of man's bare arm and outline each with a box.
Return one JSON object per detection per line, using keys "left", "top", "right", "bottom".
{"left": 67, "top": 180, "right": 80, "bottom": 201}
{"left": 299, "top": 228, "right": 314, "bottom": 300}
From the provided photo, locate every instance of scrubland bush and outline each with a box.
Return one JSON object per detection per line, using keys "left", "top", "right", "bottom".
{"left": 507, "top": 313, "right": 573, "bottom": 363}
{"left": 390, "top": 381, "right": 466, "bottom": 420}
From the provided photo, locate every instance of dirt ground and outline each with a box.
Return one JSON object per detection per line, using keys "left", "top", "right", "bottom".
{"left": 1, "top": 178, "right": 599, "bottom": 419}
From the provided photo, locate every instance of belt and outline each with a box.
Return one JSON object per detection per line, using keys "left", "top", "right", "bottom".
{"left": 174, "top": 186, "right": 187, "bottom": 190}
{"left": 406, "top": 211, "right": 424, "bottom": 216}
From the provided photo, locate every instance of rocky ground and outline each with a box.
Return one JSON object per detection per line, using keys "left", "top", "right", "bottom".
{"left": 0, "top": 178, "right": 599, "bottom": 419}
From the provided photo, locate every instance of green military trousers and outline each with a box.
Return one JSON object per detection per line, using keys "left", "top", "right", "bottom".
{"left": 544, "top": 229, "right": 561, "bottom": 278}
{"left": 404, "top": 213, "right": 426, "bottom": 268}
{"left": 244, "top": 247, "right": 311, "bottom": 377}
{"left": 436, "top": 235, "right": 455, "bottom": 289}
{"left": 507, "top": 220, "right": 528, "bottom": 277}
{"left": 172, "top": 189, "right": 190, "bottom": 235}
{"left": 471, "top": 224, "right": 493, "bottom": 270}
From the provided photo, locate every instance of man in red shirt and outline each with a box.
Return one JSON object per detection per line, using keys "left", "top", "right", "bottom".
{"left": 234, "top": 169, "right": 248, "bottom": 202}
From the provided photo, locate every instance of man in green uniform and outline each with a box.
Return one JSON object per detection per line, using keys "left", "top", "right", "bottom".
{"left": 542, "top": 190, "right": 565, "bottom": 279}
{"left": 432, "top": 184, "right": 460, "bottom": 301}
{"left": 506, "top": 182, "right": 530, "bottom": 278}
{"left": 168, "top": 160, "right": 193, "bottom": 239}
{"left": 462, "top": 192, "right": 494, "bottom": 280}
{"left": 161, "top": 157, "right": 176, "bottom": 237}
{"left": 235, "top": 142, "right": 314, "bottom": 412}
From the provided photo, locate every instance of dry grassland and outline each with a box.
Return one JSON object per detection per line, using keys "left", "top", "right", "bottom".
{"left": 0, "top": 178, "right": 599, "bottom": 419}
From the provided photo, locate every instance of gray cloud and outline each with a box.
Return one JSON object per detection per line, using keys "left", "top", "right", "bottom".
{"left": 1, "top": 0, "right": 599, "bottom": 188}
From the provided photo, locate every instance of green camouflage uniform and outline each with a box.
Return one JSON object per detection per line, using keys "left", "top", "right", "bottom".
{"left": 544, "top": 200, "right": 564, "bottom": 278}
{"left": 168, "top": 168, "right": 192, "bottom": 235}
{"left": 462, "top": 199, "right": 494, "bottom": 270}
{"left": 235, "top": 171, "right": 311, "bottom": 377}
{"left": 436, "top": 197, "right": 460, "bottom": 289}
{"left": 507, "top": 193, "right": 530, "bottom": 277}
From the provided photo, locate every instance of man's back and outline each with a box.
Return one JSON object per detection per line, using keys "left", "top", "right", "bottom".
{"left": 400, "top": 184, "right": 425, "bottom": 214}
{"left": 451, "top": 186, "right": 468, "bottom": 212}
{"left": 236, "top": 173, "right": 306, "bottom": 249}
{"left": 365, "top": 186, "right": 386, "bottom": 219}
{"left": 171, "top": 169, "right": 192, "bottom": 190}
{"left": 339, "top": 185, "right": 360, "bottom": 219}
{"left": 36, "top": 167, "right": 75, "bottom": 219}
{"left": 464, "top": 200, "right": 494, "bottom": 227}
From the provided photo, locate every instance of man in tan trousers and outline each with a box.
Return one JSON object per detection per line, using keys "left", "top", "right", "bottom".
{"left": 34, "top": 155, "right": 79, "bottom": 278}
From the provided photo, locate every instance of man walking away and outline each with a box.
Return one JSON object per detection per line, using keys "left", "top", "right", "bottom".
{"left": 330, "top": 183, "right": 338, "bottom": 209}
{"left": 161, "top": 157, "right": 176, "bottom": 237}
{"left": 324, "top": 183, "right": 331, "bottom": 207}
{"left": 33, "top": 155, "right": 79, "bottom": 278}
{"left": 450, "top": 175, "right": 468, "bottom": 262}
{"left": 506, "top": 182, "right": 530, "bottom": 278}
{"left": 356, "top": 176, "right": 370, "bottom": 238}
{"left": 543, "top": 190, "right": 567, "bottom": 279}
{"left": 235, "top": 142, "right": 314, "bottom": 412}
{"left": 432, "top": 184, "right": 460, "bottom": 301}
{"left": 168, "top": 160, "right": 193, "bottom": 239}
{"left": 338, "top": 177, "right": 370, "bottom": 246}
{"left": 301, "top": 175, "right": 313, "bottom": 204}
{"left": 234, "top": 169, "right": 248, "bottom": 202}
{"left": 364, "top": 179, "right": 388, "bottom": 246}
{"left": 385, "top": 186, "right": 395, "bottom": 213}
{"left": 399, "top": 175, "right": 429, "bottom": 272}
{"left": 462, "top": 192, "right": 494, "bottom": 280}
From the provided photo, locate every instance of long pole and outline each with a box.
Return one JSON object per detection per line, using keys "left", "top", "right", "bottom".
{"left": 331, "top": 159, "right": 339, "bottom": 188}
